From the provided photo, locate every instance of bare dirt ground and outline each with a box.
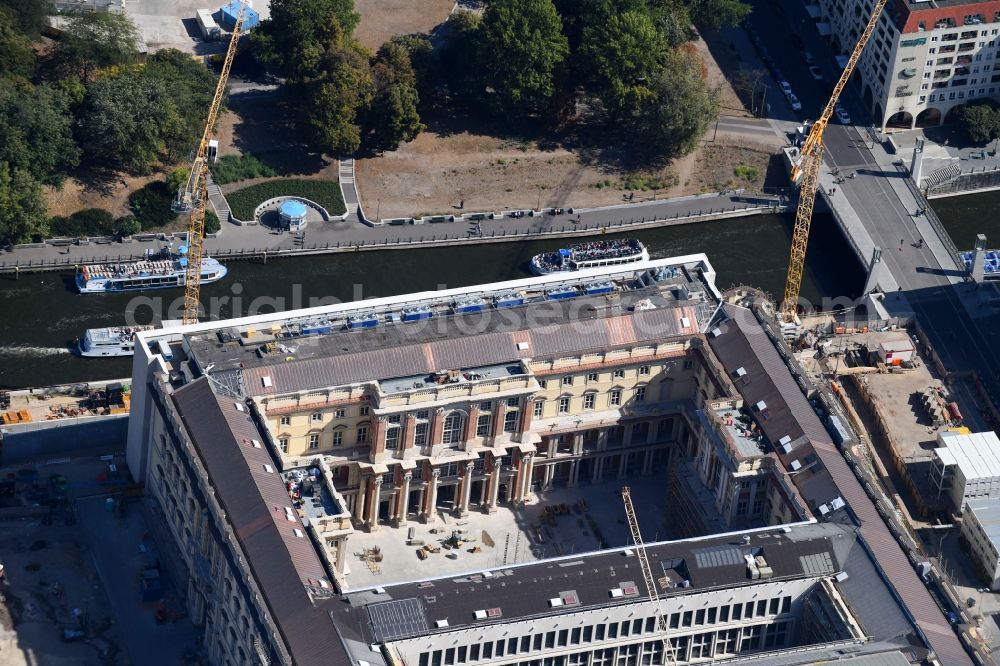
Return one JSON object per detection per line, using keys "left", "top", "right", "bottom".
{"left": 691, "top": 29, "right": 750, "bottom": 119}
{"left": 354, "top": 22, "right": 773, "bottom": 219}
{"left": 43, "top": 170, "right": 174, "bottom": 220}
{"left": 354, "top": 0, "right": 456, "bottom": 51}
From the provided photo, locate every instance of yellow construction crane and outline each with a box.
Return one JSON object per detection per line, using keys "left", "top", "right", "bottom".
{"left": 174, "top": 2, "right": 248, "bottom": 324}
{"left": 782, "top": 0, "right": 889, "bottom": 321}
{"left": 621, "top": 486, "right": 677, "bottom": 666}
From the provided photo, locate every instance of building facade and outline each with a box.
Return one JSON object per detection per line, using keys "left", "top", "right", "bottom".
{"left": 962, "top": 498, "right": 1000, "bottom": 590}
{"left": 815, "top": 0, "right": 1000, "bottom": 127}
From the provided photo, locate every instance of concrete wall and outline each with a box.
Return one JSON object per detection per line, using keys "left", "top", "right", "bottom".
{"left": 1, "top": 415, "right": 128, "bottom": 465}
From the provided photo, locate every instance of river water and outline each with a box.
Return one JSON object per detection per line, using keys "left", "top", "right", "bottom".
{"left": 9, "top": 197, "right": 988, "bottom": 390}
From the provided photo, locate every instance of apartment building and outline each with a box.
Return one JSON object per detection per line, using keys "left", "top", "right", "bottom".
{"left": 123, "top": 257, "right": 959, "bottom": 665}
{"left": 962, "top": 498, "right": 1000, "bottom": 589}
{"left": 815, "top": 0, "right": 1000, "bottom": 128}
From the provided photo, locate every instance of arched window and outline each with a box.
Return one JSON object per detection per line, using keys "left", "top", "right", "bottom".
{"left": 442, "top": 411, "right": 464, "bottom": 445}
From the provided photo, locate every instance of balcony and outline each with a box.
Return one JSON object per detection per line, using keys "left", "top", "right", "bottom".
{"left": 938, "top": 44, "right": 956, "bottom": 53}
{"left": 957, "top": 55, "right": 973, "bottom": 65}
{"left": 958, "top": 42, "right": 975, "bottom": 52}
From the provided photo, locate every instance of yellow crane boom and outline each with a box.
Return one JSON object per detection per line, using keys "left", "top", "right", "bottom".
{"left": 178, "top": 2, "right": 248, "bottom": 325}
{"left": 621, "top": 486, "right": 677, "bottom": 665}
{"left": 782, "top": 0, "right": 889, "bottom": 320}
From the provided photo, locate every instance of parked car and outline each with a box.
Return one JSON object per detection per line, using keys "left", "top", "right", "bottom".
{"left": 809, "top": 65, "right": 824, "bottom": 81}
{"left": 779, "top": 80, "right": 793, "bottom": 96}
{"left": 835, "top": 106, "right": 852, "bottom": 124}
{"left": 787, "top": 93, "right": 803, "bottom": 111}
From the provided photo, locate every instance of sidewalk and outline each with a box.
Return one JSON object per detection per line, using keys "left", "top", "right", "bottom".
{"left": 0, "top": 191, "right": 788, "bottom": 273}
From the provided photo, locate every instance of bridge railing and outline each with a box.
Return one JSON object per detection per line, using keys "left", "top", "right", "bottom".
{"left": 897, "top": 165, "right": 964, "bottom": 270}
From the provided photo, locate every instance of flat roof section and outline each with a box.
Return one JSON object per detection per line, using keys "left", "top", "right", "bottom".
{"left": 966, "top": 498, "right": 1000, "bottom": 551}
{"left": 936, "top": 431, "right": 1000, "bottom": 481}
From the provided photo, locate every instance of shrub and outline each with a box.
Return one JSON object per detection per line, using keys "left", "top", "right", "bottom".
{"left": 209, "top": 154, "right": 278, "bottom": 185}
{"left": 226, "top": 179, "right": 346, "bottom": 221}
{"left": 204, "top": 210, "right": 220, "bottom": 235}
{"left": 166, "top": 167, "right": 190, "bottom": 193}
{"left": 128, "top": 181, "right": 177, "bottom": 230}
{"left": 734, "top": 165, "right": 760, "bottom": 181}
{"left": 50, "top": 208, "right": 115, "bottom": 237}
{"left": 114, "top": 215, "right": 141, "bottom": 237}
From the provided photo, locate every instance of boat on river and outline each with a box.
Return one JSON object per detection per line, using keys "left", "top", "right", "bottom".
{"left": 75, "top": 246, "right": 227, "bottom": 293}
{"left": 530, "top": 239, "right": 649, "bottom": 275}
{"left": 960, "top": 249, "right": 1000, "bottom": 278}
{"left": 76, "top": 326, "right": 155, "bottom": 357}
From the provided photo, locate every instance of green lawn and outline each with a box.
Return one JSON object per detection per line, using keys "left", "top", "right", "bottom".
{"left": 226, "top": 179, "right": 346, "bottom": 221}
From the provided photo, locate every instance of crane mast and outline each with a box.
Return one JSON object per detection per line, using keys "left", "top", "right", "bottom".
{"left": 781, "top": 0, "right": 889, "bottom": 320}
{"left": 621, "top": 486, "right": 677, "bottom": 666}
{"left": 177, "top": 2, "right": 248, "bottom": 325}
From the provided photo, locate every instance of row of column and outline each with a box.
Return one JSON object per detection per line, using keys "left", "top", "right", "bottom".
{"left": 354, "top": 451, "right": 530, "bottom": 530}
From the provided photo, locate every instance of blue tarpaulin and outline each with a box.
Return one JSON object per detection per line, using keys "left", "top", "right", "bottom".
{"left": 220, "top": 1, "right": 259, "bottom": 30}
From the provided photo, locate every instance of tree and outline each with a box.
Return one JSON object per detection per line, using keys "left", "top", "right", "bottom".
{"left": 77, "top": 73, "right": 182, "bottom": 174}
{"left": 957, "top": 102, "right": 1000, "bottom": 144}
{"left": 299, "top": 45, "right": 374, "bottom": 155}
{"left": 56, "top": 11, "right": 140, "bottom": 79}
{"left": 580, "top": 10, "right": 667, "bottom": 115}
{"left": 438, "top": 10, "right": 482, "bottom": 88}
{"left": 3, "top": 0, "right": 50, "bottom": 36}
{"left": 370, "top": 83, "right": 423, "bottom": 151}
{"left": 476, "top": 0, "right": 569, "bottom": 113}
{"left": 368, "top": 42, "right": 423, "bottom": 150}
{"left": 638, "top": 48, "right": 719, "bottom": 159}
{"left": 114, "top": 215, "right": 141, "bottom": 237}
{"left": 0, "top": 9, "right": 36, "bottom": 80}
{"left": 142, "top": 49, "right": 219, "bottom": 159}
{"left": 387, "top": 34, "right": 434, "bottom": 92}
{"left": 255, "top": 0, "right": 361, "bottom": 79}
{"left": 0, "top": 85, "right": 80, "bottom": 184}
{"left": 0, "top": 161, "right": 48, "bottom": 244}
{"left": 684, "top": 0, "right": 750, "bottom": 30}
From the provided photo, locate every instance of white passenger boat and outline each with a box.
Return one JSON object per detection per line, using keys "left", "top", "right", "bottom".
{"left": 530, "top": 239, "right": 649, "bottom": 275}
{"left": 77, "top": 325, "right": 155, "bottom": 357}
{"left": 75, "top": 246, "right": 227, "bottom": 293}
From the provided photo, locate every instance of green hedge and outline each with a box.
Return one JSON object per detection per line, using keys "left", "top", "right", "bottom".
{"left": 50, "top": 208, "right": 115, "bottom": 237}
{"left": 226, "top": 179, "right": 346, "bottom": 221}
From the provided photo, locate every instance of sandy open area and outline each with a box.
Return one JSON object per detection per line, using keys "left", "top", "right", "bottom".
{"left": 354, "top": 0, "right": 456, "bottom": 50}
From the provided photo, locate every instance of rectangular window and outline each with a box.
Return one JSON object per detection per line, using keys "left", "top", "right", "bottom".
{"left": 506, "top": 396, "right": 520, "bottom": 408}
{"left": 757, "top": 600, "right": 767, "bottom": 617}
{"left": 608, "top": 624, "right": 618, "bottom": 639}
{"left": 545, "top": 631, "right": 556, "bottom": 648}
{"left": 520, "top": 636, "right": 530, "bottom": 652}
{"left": 477, "top": 414, "right": 492, "bottom": 436}
{"left": 385, "top": 426, "right": 399, "bottom": 450}
{"left": 533, "top": 634, "right": 542, "bottom": 650}
{"left": 414, "top": 423, "right": 427, "bottom": 447}
{"left": 695, "top": 609, "right": 705, "bottom": 625}
{"left": 503, "top": 410, "right": 519, "bottom": 432}
{"left": 584, "top": 394, "right": 596, "bottom": 410}
{"left": 670, "top": 613, "right": 680, "bottom": 629}
{"left": 583, "top": 626, "right": 593, "bottom": 642}
{"left": 708, "top": 607, "right": 717, "bottom": 624}
{"left": 311, "top": 412, "right": 323, "bottom": 422}
{"left": 495, "top": 640, "right": 504, "bottom": 657}
{"left": 335, "top": 409, "right": 345, "bottom": 419}
{"left": 562, "top": 376, "right": 573, "bottom": 386}
{"left": 571, "top": 628, "right": 581, "bottom": 644}
{"left": 719, "top": 605, "right": 729, "bottom": 622}
{"left": 610, "top": 390, "right": 622, "bottom": 406}
{"left": 538, "top": 379, "right": 547, "bottom": 389}
{"left": 332, "top": 431, "right": 342, "bottom": 447}
{"left": 534, "top": 401, "right": 544, "bottom": 417}
{"left": 479, "top": 401, "right": 493, "bottom": 411}
{"left": 587, "top": 372, "right": 599, "bottom": 382}
{"left": 457, "top": 647, "right": 467, "bottom": 662}
{"left": 782, "top": 596, "right": 792, "bottom": 613}
{"left": 769, "top": 598, "right": 780, "bottom": 614}
{"left": 278, "top": 438, "right": 288, "bottom": 453}
{"left": 682, "top": 611, "right": 693, "bottom": 627}
{"left": 613, "top": 369, "right": 625, "bottom": 379}
{"left": 732, "top": 603, "right": 742, "bottom": 620}
{"left": 357, "top": 427, "right": 368, "bottom": 444}
{"left": 558, "top": 629, "right": 568, "bottom": 646}
{"left": 635, "top": 387, "right": 646, "bottom": 402}
{"left": 559, "top": 397, "right": 570, "bottom": 413}
{"left": 445, "top": 648, "right": 454, "bottom": 665}
{"left": 483, "top": 643, "right": 492, "bottom": 659}
{"left": 507, "top": 637, "right": 517, "bottom": 654}
{"left": 309, "top": 433, "right": 319, "bottom": 449}
{"left": 639, "top": 365, "right": 651, "bottom": 375}
{"left": 360, "top": 406, "right": 369, "bottom": 416}
{"left": 279, "top": 416, "right": 291, "bottom": 426}
{"left": 596, "top": 625, "right": 605, "bottom": 641}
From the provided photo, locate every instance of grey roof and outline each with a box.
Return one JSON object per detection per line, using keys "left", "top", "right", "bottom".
{"left": 172, "top": 378, "right": 348, "bottom": 666}
{"left": 706, "top": 305, "right": 972, "bottom": 666}
{"left": 966, "top": 499, "right": 1000, "bottom": 551}
{"left": 336, "top": 523, "right": 885, "bottom": 647}
{"left": 239, "top": 303, "right": 698, "bottom": 396}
